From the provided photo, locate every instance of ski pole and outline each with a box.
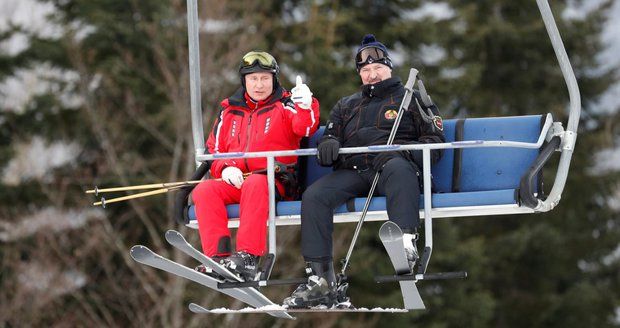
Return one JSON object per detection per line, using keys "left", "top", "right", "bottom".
{"left": 85, "top": 170, "right": 252, "bottom": 196}
{"left": 86, "top": 180, "right": 203, "bottom": 195}
{"left": 92, "top": 173, "right": 252, "bottom": 207}
{"left": 87, "top": 160, "right": 292, "bottom": 196}
{"left": 86, "top": 172, "right": 253, "bottom": 195}
{"left": 93, "top": 185, "right": 188, "bottom": 207}
{"left": 341, "top": 68, "right": 419, "bottom": 276}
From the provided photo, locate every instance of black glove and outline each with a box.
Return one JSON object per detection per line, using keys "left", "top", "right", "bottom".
{"left": 372, "top": 151, "right": 407, "bottom": 172}
{"left": 317, "top": 138, "right": 340, "bottom": 167}
{"left": 405, "top": 141, "right": 423, "bottom": 168}
{"left": 410, "top": 149, "right": 423, "bottom": 169}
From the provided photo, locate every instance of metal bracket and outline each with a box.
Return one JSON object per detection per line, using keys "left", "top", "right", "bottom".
{"left": 561, "top": 130, "right": 577, "bottom": 151}
{"left": 545, "top": 121, "right": 564, "bottom": 143}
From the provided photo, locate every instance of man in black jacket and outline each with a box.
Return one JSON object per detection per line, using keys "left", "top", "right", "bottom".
{"left": 284, "top": 34, "right": 445, "bottom": 309}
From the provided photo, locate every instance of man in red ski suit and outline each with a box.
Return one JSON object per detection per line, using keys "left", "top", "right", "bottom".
{"left": 192, "top": 51, "right": 320, "bottom": 281}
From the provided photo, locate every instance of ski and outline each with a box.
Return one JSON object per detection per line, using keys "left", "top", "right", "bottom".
{"left": 163, "top": 230, "right": 286, "bottom": 313}
{"left": 378, "top": 221, "right": 425, "bottom": 310}
{"left": 129, "top": 245, "right": 294, "bottom": 320}
{"left": 164, "top": 230, "right": 243, "bottom": 282}
{"left": 188, "top": 303, "right": 409, "bottom": 314}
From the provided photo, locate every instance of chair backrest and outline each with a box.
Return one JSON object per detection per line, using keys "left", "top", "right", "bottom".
{"left": 302, "top": 130, "right": 333, "bottom": 189}
{"left": 301, "top": 115, "right": 543, "bottom": 194}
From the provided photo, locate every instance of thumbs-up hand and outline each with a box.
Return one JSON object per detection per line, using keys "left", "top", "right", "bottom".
{"left": 291, "top": 75, "right": 313, "bottom": 110}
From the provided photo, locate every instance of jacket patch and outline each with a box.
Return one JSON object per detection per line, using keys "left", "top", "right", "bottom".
{"left": 433, "top": 116, "right": 444, "bottom": 131}
{"left": 384, "top": 109, "right": 398, "bottom": 120}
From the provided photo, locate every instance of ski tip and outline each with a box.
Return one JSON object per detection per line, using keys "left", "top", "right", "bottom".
{"left": 130, "top": 245, "right": 153, "bottom": 261}
{"left": 188, "top": 303, "right": 206, "bottom": 313}
{"left": 380, "top": 221, "right": 400, "bottom": 229}
{"left": 164, "top": 229, "right": 184, "bottom": 243}
{"left": 379, "top": 221, "right": 402, "bottom": 240}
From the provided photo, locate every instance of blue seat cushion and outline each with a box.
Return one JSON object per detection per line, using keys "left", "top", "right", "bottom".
{"left": 187, "top": 189, "right": 516, "bottom": 221}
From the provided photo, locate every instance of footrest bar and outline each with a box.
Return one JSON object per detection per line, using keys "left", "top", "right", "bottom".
{"left": 218, "top": 277, "right": 307, "bottom": 289}
{"left": 375, "top": 271, "right": 468, "bottom": 283}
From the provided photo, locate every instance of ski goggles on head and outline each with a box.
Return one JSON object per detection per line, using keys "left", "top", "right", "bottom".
{"left": 241, "top": 51, "right": 278, "bottom": 72}
{"left": 356, "top": 46, "right": 392, "bottom": 69}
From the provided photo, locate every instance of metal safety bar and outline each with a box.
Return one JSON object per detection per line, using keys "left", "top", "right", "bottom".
{"left": 195, "top": 114, "right": 554, "bottom": 163}
{"left": 266, "top": 157, "right": 277, "bottom": 273}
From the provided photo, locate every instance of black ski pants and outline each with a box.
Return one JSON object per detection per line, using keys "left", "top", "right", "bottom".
{"left": 301, "top": 157, "right": 421, "bottom": 262}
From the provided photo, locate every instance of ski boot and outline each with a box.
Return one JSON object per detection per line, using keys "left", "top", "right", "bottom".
{"left": 333, "top": 274, "right": 353, "bottom": 309}
{"left": 195, "top": 255, "right": 227, "bottom": 280}
{"left": 284, "top": 261, "right": 352, "bottom": 309}
{"left": 403, "top": 232, "right": 420, "bottom": 272}
{"left": 222, "top": 251, "right": 260, "bottom": 282}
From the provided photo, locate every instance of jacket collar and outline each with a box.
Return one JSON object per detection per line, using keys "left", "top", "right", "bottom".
{"left": 361, "top": 76, "right": 402, "bottom": 98}
{"left": 228, "top": 86, "right": 285, "bottom": 110}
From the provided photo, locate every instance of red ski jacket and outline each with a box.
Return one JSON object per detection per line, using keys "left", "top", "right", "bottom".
{"left": 207, "top": 86, "right": 320, "bottom": 178}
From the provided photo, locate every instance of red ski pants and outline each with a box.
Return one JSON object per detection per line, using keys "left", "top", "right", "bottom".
{"left": 192, "top": 174, "right": 284, "bottom": 257}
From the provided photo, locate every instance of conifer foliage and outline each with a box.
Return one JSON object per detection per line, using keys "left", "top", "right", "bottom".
{"left": 1, "top": 0, "right": 618, "bottom": 326}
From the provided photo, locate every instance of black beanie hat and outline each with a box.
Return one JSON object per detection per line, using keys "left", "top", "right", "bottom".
{"left": 355, "top": 34, "right": 393, "bottom": 71}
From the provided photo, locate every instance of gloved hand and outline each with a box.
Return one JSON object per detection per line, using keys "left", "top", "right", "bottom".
{"left": 291, "top": 75, "right": 313, "bottom": 110}
{"left": 410, "top": 149, "right": 423, "bottom": 169}
{"left": 317, "top": 138, "right": 340, "bottom": 167}
{"left": 221, "top": 166, "right": 244, "bottom": 189}
{"left": 405, "top": 141, "right": 423, "bottom": 168}
{"left": 372, "top": 151, "right": 407, "bottom": 172}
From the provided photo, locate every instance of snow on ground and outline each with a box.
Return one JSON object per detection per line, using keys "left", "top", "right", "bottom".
{"left": 403, "top": 2, "right": 455, "bottom": 21}
{"left": 2, "top": 137, "right": 80, "bottom": 185}
{"left": 0, "top": 0, "right": 61, "bottom": 37}
{"left": 198, "top": 305, "right": 408, "bottom": 313}
{"left": 0, "top": 207, "right": 105, "bottom": 242}
{"left": 14, "top": 260, "right": 89, "bottom": 309}
{"left": 0, "top": 1, "right": 84, "bottom": 114}
{"left": 17, "top": 261, "right": 88, "bottom": 296}
{"left": 0, "top": 64, "right": 82, "bottom": 113}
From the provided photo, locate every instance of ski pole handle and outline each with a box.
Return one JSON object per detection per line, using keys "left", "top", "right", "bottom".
{"left": 404, "top": 68, "right": 418, "bottom": 92}
{"left": 385, "top": 68, "right": 418, "bottom": 146}
{"left": 401, "top": 68, "right": 418, "bottom": 111}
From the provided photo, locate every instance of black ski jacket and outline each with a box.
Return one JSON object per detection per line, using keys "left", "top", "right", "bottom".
{"left": 320, "top": 76, "right": 445, "bottom": 170}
